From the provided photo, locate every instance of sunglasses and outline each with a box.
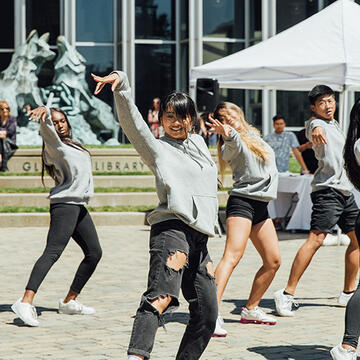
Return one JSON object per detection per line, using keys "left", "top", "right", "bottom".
{"left": 0, "top": 107, "right": 9, "bottom": 111}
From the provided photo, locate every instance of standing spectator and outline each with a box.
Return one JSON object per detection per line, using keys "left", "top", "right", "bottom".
{"left": 0, "top": 100, "right": 18, "bottom": 172}
{"left": 264, "top": 115, "right": 309, "bottom": 174}
{"left": 147, "top": 97, "right": 163, "bottom": 138}
{"left": 296, "top": 116, "right": 318, "bottom": 174}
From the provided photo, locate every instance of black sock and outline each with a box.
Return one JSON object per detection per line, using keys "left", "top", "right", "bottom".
{"left": 283, "top": 290, "right": 293, "bottom": 296}
{"left": 343, "top": 290, "right": 355, "bottom": 295}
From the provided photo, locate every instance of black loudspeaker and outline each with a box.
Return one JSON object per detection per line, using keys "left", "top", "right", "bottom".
{"left": 196, "top": 78, "right": 219, "bottom": 113}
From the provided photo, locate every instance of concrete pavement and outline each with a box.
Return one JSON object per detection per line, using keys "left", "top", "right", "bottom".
{"left": 0, "top": 226, "right": 357, "bottom": 359}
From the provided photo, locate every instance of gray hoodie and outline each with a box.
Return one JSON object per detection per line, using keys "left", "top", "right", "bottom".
{"left": 305, "top": 118, "right": 353, "bottom": 195}
{"left": 222, "top": 128, "right": 278, "bottom": 202}
{"left": 112, "top": 71, "right": 218, "bottom": 237}
{"left": 40, "top": 108, "right": 94, "bottom": 205}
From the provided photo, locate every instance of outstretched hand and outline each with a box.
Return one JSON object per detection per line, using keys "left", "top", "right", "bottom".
{"left": 91, "top": 72, "right": 120, "bottom": 95}
{"left": 312, "top": 126, "right": 327, "bottom": 146}
{"left": 28, "top": 106, "right": 47, "bottom": 123}
{"left": 206, "top": 116, "right": 233, "bottom": 137}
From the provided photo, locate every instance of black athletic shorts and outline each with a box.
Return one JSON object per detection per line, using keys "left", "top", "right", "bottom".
{"left": 226, "top": 195, "right": 269, "bottom": 225}
{"left": 310, "top": 188, "right": 359, "bottom": 234}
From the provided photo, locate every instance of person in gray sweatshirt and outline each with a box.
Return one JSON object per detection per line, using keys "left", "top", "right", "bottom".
{"left": 206, "top": 102, "right": 280, "bottom": 337}
{"left": 11, "top": 106, "right": 102, "bottom": 327}
{"left": 330, "top": 98, "right": 360, "bottom": 360}
{"left": 92, "top": 71, "right": 218, "bottom": 360}
{"left": 274, "top": 85, "right": 359, "bottom": 318}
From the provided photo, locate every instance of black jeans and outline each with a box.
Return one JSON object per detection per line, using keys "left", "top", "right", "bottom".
{"left": 0, "top": 138, "right": 17, "bottom": 171}
{"left": 342, "top": 213, "right": 360, "bottom": 348}
{"left": 128, "top": 220, "right": 218, "bottom": 360}
{"left": 26, "top": 203, "right": 102, "bottom": 294}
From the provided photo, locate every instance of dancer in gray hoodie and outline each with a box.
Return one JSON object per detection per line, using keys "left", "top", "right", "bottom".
{"left": 11, "top": 106, "right": 102, "bottom": 327}
{"left": 92, "top": 71, "right": 218, "bottom": 360}
{"left": 274, "top": 85, "right": 359, "bottom": 318}
{"left": 330, "top": 98, "right": 360, "bottom": 360}
{"left": 207, "top": 102, "right": 280, "bottom": 337}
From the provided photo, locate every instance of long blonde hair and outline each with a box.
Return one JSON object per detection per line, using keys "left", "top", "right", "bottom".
{"left": 214, "top": 102, "right": 269, "bottom": 180}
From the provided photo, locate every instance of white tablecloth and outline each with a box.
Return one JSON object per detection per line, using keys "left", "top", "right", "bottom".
{"left": 268, "top": 174, "right": 360, "bottom": 230}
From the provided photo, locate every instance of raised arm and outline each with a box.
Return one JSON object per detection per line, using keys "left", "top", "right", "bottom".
{"left": 28, "top": 106, "right": 63, "bottom": 148}
{"left": 306, "top": 119, "right": 327, "bottom": 146}
{"left": 92, "top": 71, "right": 160, "bottom": 167}
{"left": 206, "top": 115, "right": 240, "bottom": 161}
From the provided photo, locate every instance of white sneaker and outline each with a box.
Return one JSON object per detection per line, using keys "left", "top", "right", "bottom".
{"left": 212, "top": 314, "right": 227, "bottom": 337}
{"left": 11, "top": 298, "right": 39, "bottom": 327}
{"left": 240, "top": 306, "right": 276, "bottom": 325}
{"left": 58, "top": 299, "right": 96, "bottom": 315}
{"left": 274, "top": 288, "right": 297, "bottom": 317}
{"left": 338, "top": 292, "right": 354, "bottom": 306}
{"left": 330, "top": 343, "right": 357, "bottom": 360}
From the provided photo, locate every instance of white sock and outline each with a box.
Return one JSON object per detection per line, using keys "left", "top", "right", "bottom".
{"left": 128, "top": 356, "right": 143, "bottom": 360}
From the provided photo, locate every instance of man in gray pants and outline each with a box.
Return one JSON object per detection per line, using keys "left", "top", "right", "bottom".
{"left": 274, "top": 85, "right": 360, "bottom": 316}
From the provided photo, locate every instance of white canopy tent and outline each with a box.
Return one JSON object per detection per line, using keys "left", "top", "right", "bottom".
{"left": 190, "top": 0, "right": 360, "bottom": 131}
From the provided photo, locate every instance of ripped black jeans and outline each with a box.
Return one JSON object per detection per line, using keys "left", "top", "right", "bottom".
{"left": 128, "top": 220, "right": 218, "bottom": 360}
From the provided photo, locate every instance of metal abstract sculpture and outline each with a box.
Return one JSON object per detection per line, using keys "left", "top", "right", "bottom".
{"left": 0, "top": 30, "right": 119, "bottom": 145}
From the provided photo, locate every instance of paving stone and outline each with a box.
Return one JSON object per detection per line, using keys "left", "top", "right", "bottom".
{"left": 0, "top": 226, "right": 358, "bottom": 359}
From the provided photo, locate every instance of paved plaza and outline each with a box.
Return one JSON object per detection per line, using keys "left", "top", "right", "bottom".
{"left": 0, "top": 226, "right": 358, "bottom": 360}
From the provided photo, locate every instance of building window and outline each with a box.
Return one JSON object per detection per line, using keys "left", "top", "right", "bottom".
{"left": 0, "top": 0, "right": 14, "bottom": 48}
{"left": 135, "top": 44, "right": 176, "bottom": 118}
{"left": 76, "top": 0, "right": 114, "bottom": 42}
{"left": 203, "top": 41, "right": 244, "bottom": 65}
{"left": 203, "top": 0, "right": 245, "bottom": 39}
{"left": 135, "top": 0, "right": 175, "bottom": 40}
{"left": 26, "top": 0, "right": 60, "bottom": 46}
{"left": 77, "top": 46, "right": 114, "bottom": 106}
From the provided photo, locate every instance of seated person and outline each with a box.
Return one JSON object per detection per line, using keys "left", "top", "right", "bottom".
{"left": 0, "top": 101, "right": 18, "bottom": 171}
{"left": 264, "top": 114, "right": 309, "bottom": 174}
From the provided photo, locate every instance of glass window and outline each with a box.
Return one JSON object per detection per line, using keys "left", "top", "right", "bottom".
{"left": 135, "top": 0, "right": 175, "bottom": 40}
{"left": 276, "top": 91, "right": 314, "bottom": 127}
{"left": 324, "top": 0, "right": 337, "bottom": 6}
{"left": 77, "top": 46, "right": 114, "bottom": 106}
{"left": 249, "top": 0, "right": 262, "bottom": 43}
{"left": 135, "top": 44, "right": 176, "bottom": 118}
{"left": 248, "top": 90, "right": 262, "bottom": 129}
{"left": 180, "top": 43, "right": 189, "bottom": 92}
{"left": 180, "top": 0, "right": 189, "bottom": 40}
{"left": 26, "top": 0, "right": 60, "bottom": 45}
{"left": 219, "top": 88, "right": 245, "bottom": 113}
{"left": 276, "top": 0, "right": 318, "bottom": 33}
{"left": 203, "top": 0, "right": 245, "bottom": 38}
{"left": 0, "top": 0, "right": 14, "bottom": 48}
{"left": 0, "top": 53, "right": 13, "bottom": 72}
{"left": 116, "top": 43, "right": 122, "bottom": 70}
{"left": 117, "top": 0, "right": 122, "bottom": 41}
{"left": 76, "top": 0, "right": 114, "bottom": 42}
{"left": 203, "top": 41, "right": 244, "bottom": 65}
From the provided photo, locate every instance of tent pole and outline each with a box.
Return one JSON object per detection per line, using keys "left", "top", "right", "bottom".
{"left": 262, "top": 89, "right": 271, "bottom": 136}
{"left": 339, "top": 90, "right": 345, "bottom": 130}
{"left": 339, "top": 89, "right": 351, "bottom": 133}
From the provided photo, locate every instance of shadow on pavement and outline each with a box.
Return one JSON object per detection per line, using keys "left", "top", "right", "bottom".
{"left": 223, "top": 297, "right": 343, "bottom": 318}
{"left": 223, "top": 298, "right": 276, "bottom": 316}
{"left": 247, "top": 344, "right": 339, "bottom": 360}
{"left": 1, "top": 304, "right": 58, "bottom": 327}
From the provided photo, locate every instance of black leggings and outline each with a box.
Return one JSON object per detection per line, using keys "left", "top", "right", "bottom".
{"left": 342, "top": 213, "right": 360, "bottom": 348}
{"left": 26, "top": 203, "right": 102, "bottom": 294}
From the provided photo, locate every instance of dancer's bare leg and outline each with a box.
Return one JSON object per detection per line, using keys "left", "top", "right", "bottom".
{"left": 246, "top": 219, "right": 281, "bottom": 309}
{"left": 285, "top": 230, "right": 327, "bottom": 295}
{"left": 214, "top": 217, "right": 252, "bottom": 306}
